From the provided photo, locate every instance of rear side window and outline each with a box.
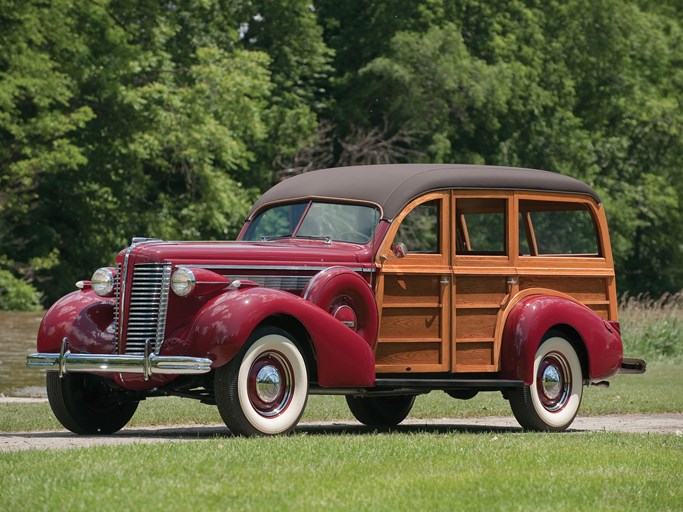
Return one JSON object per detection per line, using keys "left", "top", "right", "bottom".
{"left": 520, "top": 200, "right": 600, "bottom": 256}
{"left": 456, "top": 198, "right": 507, "bottom": 255}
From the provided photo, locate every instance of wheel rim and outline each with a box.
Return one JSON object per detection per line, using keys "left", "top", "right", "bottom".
{"left": 247, "top": 352, "right": 293, "bottom": 417}
{"left": 536, "top": 352, "right": 571, "bottom": 412}
{"left": 332, "top": 303, "right": 357, "bottom": 330}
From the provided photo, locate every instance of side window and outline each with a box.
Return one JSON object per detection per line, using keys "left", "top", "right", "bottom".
{"left": 519, "top": 200, "right": 600, "bottom": 256}
{"left": 456, "top": 198, "right": 507, "bottom": 255}
{"left": 395, "top": 200, "right": 440, "bottom": 253}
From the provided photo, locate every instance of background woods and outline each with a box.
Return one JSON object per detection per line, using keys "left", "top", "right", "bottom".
{"left": 1, "top": 0, "right": 681, "bottom": 308}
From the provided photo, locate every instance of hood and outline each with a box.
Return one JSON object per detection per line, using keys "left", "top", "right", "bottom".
{"left": 116, "top": 239, "right": 374, "bottom": 271}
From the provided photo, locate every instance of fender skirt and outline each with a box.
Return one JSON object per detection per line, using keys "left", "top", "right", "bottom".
{"left": 500, "top": 296, "right": 623, "bottom": 384}
{"left": 188, "top": 287, "right": 376, "bottom": 388}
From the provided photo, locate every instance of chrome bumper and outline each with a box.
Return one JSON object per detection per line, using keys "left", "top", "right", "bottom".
{"left": 27, "top": 338, "right": 212, "bottom": 379}
{"left": 619, "top": 357, "right": 647, "bottom": 374}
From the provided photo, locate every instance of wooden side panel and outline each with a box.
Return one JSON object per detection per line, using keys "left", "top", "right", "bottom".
{"left": 455, "top": 276, "right": 507, "bottom": 305}
{"left": 455, "top": 309, "right": 498, "bottom": 339}
{"left": 376, "top": 273, "right": 449, "bottom": 372}
{"left": 518, "top": 276, "right": 609, "bottom": 304}
{"left": 453, "top": 276, "right": 505, "bottom": 372}
{"left": 380, "top": 308, "right": 441, "bottom": 339}
{"left": 456, "top": 342, "right": 494, "bottom": 367}
{"left": 375, "top": 342, "right": 443, "bottom": 367}
{"left": 384, "top": 276, "right": 441, "bottom": 305}
{"left": 519, "top": 275, "right": 605, "bottom": 299}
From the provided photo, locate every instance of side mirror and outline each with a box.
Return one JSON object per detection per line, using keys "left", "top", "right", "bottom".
{"left": 391, "top": 242, "right": 407, "bottom": 259}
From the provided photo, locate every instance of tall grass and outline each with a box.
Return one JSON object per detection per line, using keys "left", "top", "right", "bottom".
{"left": 619, "top": 293, "right": 683, "bottom": 361}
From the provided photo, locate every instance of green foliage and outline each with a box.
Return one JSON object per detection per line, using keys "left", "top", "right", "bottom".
{"left": 0, "top": 0, "right": 326, "bottom": 304}
{"left": 619, "top": 294, "right": 683, "bottom": 361}
{"left": 0, "top": 0, "right": 681, "bottom": 306}
{"left": 0, "top": 268, "right": 41, "bottom": 312}
{"left": 317, "top": 0, "right": 683, "bottom": 295}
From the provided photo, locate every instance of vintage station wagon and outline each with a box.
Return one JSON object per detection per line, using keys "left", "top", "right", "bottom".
{"left": 28, "top": 164, "right": 646, "bottom": 435}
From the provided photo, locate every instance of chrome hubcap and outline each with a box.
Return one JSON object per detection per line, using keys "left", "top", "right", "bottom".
{"left": 247, "top": 352, "right": 293, "bottom": 417}
{"left": 541, "top": 365, "right": 562, "bottom": 400}
{"left": 537, "top": 352, "right": 571, "bottom": 412}
{"left": 255, "top": 365, "right": 282, "bottom": 403}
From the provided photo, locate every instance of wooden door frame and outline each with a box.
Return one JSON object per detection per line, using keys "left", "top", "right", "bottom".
{"left": 451, "top": 191, "right": 517, "bottom": 372}
{"left": 374, "top": 192, "right": 452, "bottom": 373}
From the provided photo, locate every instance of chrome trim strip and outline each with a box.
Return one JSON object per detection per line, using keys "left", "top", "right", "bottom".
{"left": 117, "top": 246, "right": 135, "bottom": 349}
{"left": 155, "top": 264, "right": 172, "bottom": 354}
{"left": 199, "top": 264, "right": 374, "bottom": 273}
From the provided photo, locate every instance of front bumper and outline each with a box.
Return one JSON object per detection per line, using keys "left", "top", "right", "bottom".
{"left": 27, "top": 338, "right": 212, "bottom": 379}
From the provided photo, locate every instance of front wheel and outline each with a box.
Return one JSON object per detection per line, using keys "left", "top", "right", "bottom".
{"left": 509, "top": 335, "right": 583, "bottom": 432}
{"left": 46, "top": 372, "right": 138, "bottom": 434}
{"left": 346, "top": 395, "right": 415, "bottom": 427}
{"left": 215, "top": 327, "right": 308, "bottom": 436}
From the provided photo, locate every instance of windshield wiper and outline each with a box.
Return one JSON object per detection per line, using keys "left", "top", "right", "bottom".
{"left": 295, "top": 235, "right": 332, "bottom": 243}
{"left": 261, "top": 233, "right": 293, "bottom": 241}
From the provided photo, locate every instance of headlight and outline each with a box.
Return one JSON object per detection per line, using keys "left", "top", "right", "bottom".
{"left": 91, "top": 268, "right": 115, "bottom": 296}
{"left": 171, "top": 267, "right": 196, "bottom": 297}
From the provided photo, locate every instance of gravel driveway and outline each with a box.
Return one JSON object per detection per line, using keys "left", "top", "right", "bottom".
{"left": 2, "top": 414, "right": 682, "bottom": 452}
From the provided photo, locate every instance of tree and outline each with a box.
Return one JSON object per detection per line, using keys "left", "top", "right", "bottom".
{"left": 0, "top": 0, "right": 329, "bottom": 305}
{"left": 316, "top": 0, "right": 683, "bottom": 295}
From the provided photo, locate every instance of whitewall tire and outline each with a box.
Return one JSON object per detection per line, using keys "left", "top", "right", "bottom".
{"left": 215, "top": 327, "right": 308, "bottom": 436}
{"left": 509, "top": 335, "right": 583, "bottom": 432}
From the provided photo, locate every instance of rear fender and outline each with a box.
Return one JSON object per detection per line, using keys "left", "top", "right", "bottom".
{"left": 188, "top": 287, "right": 376, "bottom": 387}
{"left": 500, "top": 295, "right": 622, "bottom": 384}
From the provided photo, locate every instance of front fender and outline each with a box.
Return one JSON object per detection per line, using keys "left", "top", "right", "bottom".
{"left": 37, "top": 290, "right": 116, "bottom": 354}
{"left": 188, "top": 287, "right": 376, "bottom": 387}
{"left": 500, "top": 296, "right": 622, "bottom": 384}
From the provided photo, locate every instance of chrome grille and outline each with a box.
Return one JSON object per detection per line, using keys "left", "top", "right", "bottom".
{"left": 121, "top": 263, "right": 172, "bottom": 355}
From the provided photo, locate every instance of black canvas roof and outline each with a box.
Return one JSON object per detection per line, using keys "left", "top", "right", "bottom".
{"left": 248, "top": 164, "right": 601, "bottom": 220}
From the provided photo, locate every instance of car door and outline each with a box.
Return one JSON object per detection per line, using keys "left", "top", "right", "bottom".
{"left": 374, "top": 192, "right": 452, "bottom": 373}
{"left": 452, "top": 192, "right": 517, "bottom": 372}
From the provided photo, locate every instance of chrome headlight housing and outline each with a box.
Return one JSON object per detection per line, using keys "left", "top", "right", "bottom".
{"left": 91, "top": 268, "right": 115, "bottom": 297}
{"left": 171, "top": 267, "right": 196, "bottom": 297}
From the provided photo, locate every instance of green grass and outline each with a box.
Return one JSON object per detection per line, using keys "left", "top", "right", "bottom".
{"left": 1, "top": 433, "right": 681, "bottom": 511}
{"left": 1, "top": 362, "right": 680, "bottom": 433}
{"left": 619, "top": 293, "right": 683, "bottom": 361}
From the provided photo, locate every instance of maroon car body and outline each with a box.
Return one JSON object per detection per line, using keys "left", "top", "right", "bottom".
{"left": 28, "top": 164, "right": 645, "bottom": 435}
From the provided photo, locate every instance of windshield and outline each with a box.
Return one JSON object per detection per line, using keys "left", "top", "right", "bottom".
{"left": 244, "top": 201, "right": 380, "bottom": 244}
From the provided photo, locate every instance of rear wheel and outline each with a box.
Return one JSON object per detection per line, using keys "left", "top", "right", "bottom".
{"left": 509, "top": 335, "right": 583, "bottom": 432}
{"left": 346, "top": 395, "right": 415, "bottom": 427}
{"left": 215, "top": 327, "right": 308, "bottom": 436}
{"left": 46, "top": 372, "right": 138, "bottom": 434}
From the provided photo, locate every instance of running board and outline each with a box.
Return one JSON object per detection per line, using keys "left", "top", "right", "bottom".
{"left": 373, "top": 378, "right": 524, "bottom": 391}
{"left": 309, "top": 378, "right": 524, "bottom": 396}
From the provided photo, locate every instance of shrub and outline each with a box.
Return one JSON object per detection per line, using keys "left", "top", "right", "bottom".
{"left": 0, "top": 268, "right": 42, "bottom": 311}
{"left": 619, "top": 293, "right": 683, "bottom": 361}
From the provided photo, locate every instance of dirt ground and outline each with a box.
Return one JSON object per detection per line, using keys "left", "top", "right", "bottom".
{"left": 2, "top": 413, "right": 682, "bottom": 452}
